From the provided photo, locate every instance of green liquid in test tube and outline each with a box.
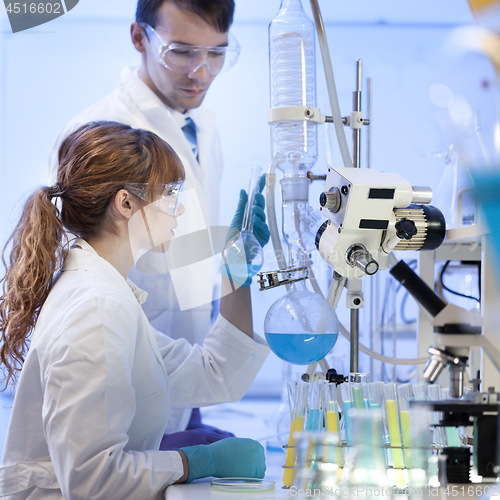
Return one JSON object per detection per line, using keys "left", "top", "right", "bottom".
{"left": 352, "top": 384, "right": 365, "bottom": 409}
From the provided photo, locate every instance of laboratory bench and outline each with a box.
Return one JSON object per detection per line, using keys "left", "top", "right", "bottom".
{"left": 164, "top": 398, "right": 498, "bottom": 500}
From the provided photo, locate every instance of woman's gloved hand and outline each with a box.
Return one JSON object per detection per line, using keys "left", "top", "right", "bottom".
{"left": 226, "top": 174, "right": 270, "bottom": 248}
{"left": 178, "top": 437, "right": 266, "bottom": 482}
{"left": 220, "top": 174, "right": 270, "bottom": 287}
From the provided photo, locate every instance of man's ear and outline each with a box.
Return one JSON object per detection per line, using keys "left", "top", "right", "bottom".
{"left": 131, "top": 22, "right": 147, "bottom": 53}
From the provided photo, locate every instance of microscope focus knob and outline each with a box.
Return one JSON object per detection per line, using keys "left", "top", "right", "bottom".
{"left": 319, "top": 188, "right": 341, "bottom": 212}
{"left": 395, "top": 218, "right": 417, "bottom": 240}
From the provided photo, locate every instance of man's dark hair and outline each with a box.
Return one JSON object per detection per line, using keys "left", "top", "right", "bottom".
{"left": 136, "top": 0, "right": 235, "bottom": 33}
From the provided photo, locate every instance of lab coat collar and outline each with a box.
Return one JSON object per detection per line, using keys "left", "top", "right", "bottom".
{"left": 121, "top": 66, "right": 167, "bottom": 114}
{"left": 63, "top": 239, "right": 148, "bottom": 305}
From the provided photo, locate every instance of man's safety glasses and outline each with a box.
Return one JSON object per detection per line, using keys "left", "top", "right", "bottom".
{"left": 141, "top": 23, "right": 240, "bottom": 76}
{"left": 125, "top": 181, "right": 184, "bottom": 216}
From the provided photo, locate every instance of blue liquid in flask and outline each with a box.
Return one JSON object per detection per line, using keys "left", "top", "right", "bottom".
{"left": 265, "top": 332, "right": 338, "bottom": 365}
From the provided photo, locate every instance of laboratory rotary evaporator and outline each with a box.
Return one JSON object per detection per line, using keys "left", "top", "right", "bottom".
{"left": 238, "top": 0, "right": 500, "bottom": 489}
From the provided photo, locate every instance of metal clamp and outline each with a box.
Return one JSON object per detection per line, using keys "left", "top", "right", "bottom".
{"left": 256, "top": 267, "right": 308, "bottom": 291}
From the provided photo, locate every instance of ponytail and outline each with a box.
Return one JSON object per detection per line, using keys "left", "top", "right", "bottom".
{"left": 0, "top": 187, "right": 67, "bottom": 390}
{"left": 0, "top": 120, "right": 184, "bottom": 391}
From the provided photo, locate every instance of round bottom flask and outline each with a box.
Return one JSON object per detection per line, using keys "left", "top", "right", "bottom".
{"left": 264, "top": 281, "right": 339, "bottom": 365}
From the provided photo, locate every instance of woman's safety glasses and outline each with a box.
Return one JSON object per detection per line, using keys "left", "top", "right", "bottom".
{"left": 141, "top": 23, "right": 240, "bottom": 76}
{"left": 125, "top": 181, "right": 184, "bottom": 216}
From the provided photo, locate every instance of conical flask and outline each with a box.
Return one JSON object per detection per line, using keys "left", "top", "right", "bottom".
{"left": 264, "top": 279, "right": 339, "bottom": 365}
{"left": 346, "top": 409, "right": 389, "bottom": 492}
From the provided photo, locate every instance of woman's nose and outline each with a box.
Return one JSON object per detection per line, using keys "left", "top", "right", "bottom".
{"left": 176, "top": 202, "right": 185, "bottom": 216}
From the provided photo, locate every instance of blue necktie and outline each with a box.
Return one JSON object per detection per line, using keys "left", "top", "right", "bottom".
{"left": 182, "top": 117, "right": 198, "bottom": 160}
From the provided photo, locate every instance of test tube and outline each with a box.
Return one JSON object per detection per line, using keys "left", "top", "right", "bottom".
{"left": 366, "top": 381, "right": 384, "bottom": 410}
{"left": 397, "top": 383, "right": 413, "bottom": 483}
{"left": 352, "top": 383, "right": 365, "bottom": 410}
{"left": 283, "top": 382, "right": 309, "bottom": 488}
{"left": 340, "top": 383, "right": 355, "bottom": 446}
{"left": 305, "top": 382, "right": 324, "bottom": 432}
{"left": 408, "top": 402, "right": 433, "bottom": 488}
{"left": 367, "top": 382, "right": 390, "bottom": 468}
{"left": 324, "top": 382, "right": 343, "bottom": 466}
{"left": 242, "top": 165, "right": 262, "bottom": 232}
{"left": 384, "top": 383, "right": 406, "bottom": 488}
{"left": 427, "top": 385, "right": 447, "bottom": 448}
{"left": 412, "top": 382, "right": 427, "bottom": 402}
{"left": 397, "top": 384, "right": 413, "bottom": 450}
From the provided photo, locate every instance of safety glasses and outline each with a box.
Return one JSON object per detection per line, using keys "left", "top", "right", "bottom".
{"left": 141, "top": 23, "right": 240, "bottom": 76}
{"left": 125, "top": 181, "right": 183, "bottom": 215}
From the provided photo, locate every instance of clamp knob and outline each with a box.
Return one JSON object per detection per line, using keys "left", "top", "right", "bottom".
{"left": 395, "top": 218, "right": 417, "bottom": 240}
{"left": 319, "top": 187, "right": 341, "bottom": 212}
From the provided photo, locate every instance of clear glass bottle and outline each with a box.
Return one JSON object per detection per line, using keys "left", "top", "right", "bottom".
{"left": 269, "top": 0, "right": 318, "bottom": 175}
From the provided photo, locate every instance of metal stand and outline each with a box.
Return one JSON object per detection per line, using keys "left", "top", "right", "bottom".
{"left": 343, "top": 60, "right": 370, "bottom": 373}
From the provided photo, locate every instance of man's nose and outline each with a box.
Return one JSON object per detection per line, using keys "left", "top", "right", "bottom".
{"left": 188, "top": 58, "right": 210, "bottom": 82}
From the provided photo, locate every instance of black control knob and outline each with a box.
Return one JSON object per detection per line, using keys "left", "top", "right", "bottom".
{"left": 395, "top": 218, "right": 417, "bottom": 240}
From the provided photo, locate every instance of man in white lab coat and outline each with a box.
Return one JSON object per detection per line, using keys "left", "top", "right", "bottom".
{"left": 49, "top": 0, "right": 242, "bottom": 443}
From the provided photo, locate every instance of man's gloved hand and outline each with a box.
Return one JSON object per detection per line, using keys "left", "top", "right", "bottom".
{"left": 178, "top": 437, "right": 266, "bottom": 482}
{"left": 159, "top": 427, "right": 234, "bottom": 450}
{"left": 226, "top": 174, "right": 270, "bottom": 248}
{"left": 186, "top": 408, "right": 235, "bottom": 435}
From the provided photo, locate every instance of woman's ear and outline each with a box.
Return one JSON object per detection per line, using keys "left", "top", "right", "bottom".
{"left": 112, "top": 189, "right": 139, "bottom": 221}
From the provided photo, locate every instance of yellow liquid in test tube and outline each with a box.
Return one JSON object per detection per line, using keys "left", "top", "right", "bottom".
{"left": 400, "top": 411, "right": 411, "bottom": 449}
{"left": 326, "top": 410, "right": 343, "bottom": 466}
{"left": 385, "top": 399, "right": 406, "bottom": 488}
{"left": 283, "top": 416, "right": 305, "bottom": 487}
{"left": 400, "top": 410, "right": 413, "bottom": 484}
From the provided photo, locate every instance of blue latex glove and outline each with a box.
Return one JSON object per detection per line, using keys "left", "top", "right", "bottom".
{"left": 226, "top": 173, "right": 270, "bottom": 248}
{"left": 178, "top": 437, "right": 266, "bottom": 482}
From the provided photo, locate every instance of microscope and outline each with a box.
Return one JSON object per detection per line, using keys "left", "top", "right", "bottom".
{"left": 389, "top": 259, "right": 500, "bottom": 482}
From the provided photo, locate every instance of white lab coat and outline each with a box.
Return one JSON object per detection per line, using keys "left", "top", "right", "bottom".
{"left": 48, "top": 67, "right": 225, "bottom": 432}
{"left": 0, "top": 240, "right": 269, "bottom": 500}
